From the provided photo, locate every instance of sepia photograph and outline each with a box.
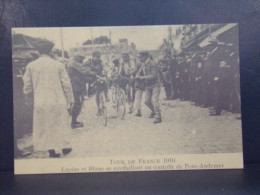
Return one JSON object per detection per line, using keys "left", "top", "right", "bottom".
{"left": 12, "top": 24, "right": 243, "bottom": 174}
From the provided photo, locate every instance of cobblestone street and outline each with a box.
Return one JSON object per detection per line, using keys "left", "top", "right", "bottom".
{"left": 17, "top": 90, "right": 243, "bottom": 159}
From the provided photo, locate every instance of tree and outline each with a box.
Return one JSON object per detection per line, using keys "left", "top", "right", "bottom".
{"left": 83, "top": 39, "right": 92, "bottom": 45}
{"left": 83, "top": 36, "right": 111, "bottom": 45}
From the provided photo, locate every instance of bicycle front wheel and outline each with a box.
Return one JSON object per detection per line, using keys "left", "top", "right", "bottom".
{"left": 117, "top": 89, "right": 126, "bottom": 119}
{"left": 99, "top": 92, "right": 108, "bottom": 126}
{"left": 102, "top": 107, "right": 107, "bottom": 127}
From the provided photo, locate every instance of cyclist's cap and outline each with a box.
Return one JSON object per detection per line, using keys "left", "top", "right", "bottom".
{"left": 92, "top": 51, "right": 101, "bottom": 57}
{"left": 73, "top": 53, "right": 85, "bottom": 58}
{"left": 28, "top": 39, "right": 54, "bottom": 55}
{"left": 122, "top": 52, "right": 129, "bottom": 57}
{"left": 113, "top": 58, "right": 120, "bottom": 64}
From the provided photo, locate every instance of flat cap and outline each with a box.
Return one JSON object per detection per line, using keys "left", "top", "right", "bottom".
{"left": 31, "top": 38, "right": 54, "bottom": 52}
{"left": 92, "top": 51, "right": 101, "bottom": 57}
{"left": 122, "top": 52, "right": 129, "bottom": 57}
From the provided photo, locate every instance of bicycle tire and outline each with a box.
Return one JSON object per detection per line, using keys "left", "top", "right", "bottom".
{"left": 118, "top": 89, "right": 126, "bottom": 119}
{"left": 111, "top": 85, "right": 117, "bottom": 104}
{"left": 102, "top": 107, "right": 107, "bottom": 127}
{"left": 99, "top": 91, "right": 108, "bottom": 126}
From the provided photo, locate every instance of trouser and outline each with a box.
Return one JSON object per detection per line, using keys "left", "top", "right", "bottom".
{"left": 144, "top": 85, "right": 161, "bottom": 119}
{"left": 179, "top": 78, "right": 186, "bottom": 99}
{"left": 135, "top": 89, "right": 143, "bottom": 111}
{"left": 163, "top": 79, "right": 172, "bottom": 99}
{"left": 195, "top": 80, "right": 203, "bottom": 104}
{"left": 170, "top": 77, "right": 178, "bottom": 99}
{"left": 71, "top": 91, "right": 82, "bottom": 123}
{"left": 182, "top": 76, "right": 190, "bottom": 100}
{"left": 95, "top": 83, "right": 107, "bottom": 111}
{"left": 213, "top": 80, "right": 231, "bottom": 114}
{"left": 190, "top": 79, "right": 196, "bottom": 102}
{"left": 202, "top": 75, "right": 213, "bottom": 106}
{"left": 128, "top": 80, "right": 136, "bottom": 106}
{"left": 174, "top": 77, "right": 181, "bottom": 98}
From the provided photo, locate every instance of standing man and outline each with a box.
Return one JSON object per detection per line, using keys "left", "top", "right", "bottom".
{"left": 23, "top": 39, "right": 74, "bottom": 158}
{"left": 194, "top": 54, "right": 205, "bottom": 106}
{"left": 159, "top": 49, "right": 173, "bottom": 100}
{"left": 136, "top": 52, "right": 162, "bottom": 123}
{"left": 67, "top": 53, "right": 89, "bottom": 129}
{"left": 121, "top": 52, "right": 136, "bottom": 113}
{"left": 180, "top": 54, "right": 191, "bottom": 101}
{"left": 211, "top": 60, "right": 233, "bottom": 116}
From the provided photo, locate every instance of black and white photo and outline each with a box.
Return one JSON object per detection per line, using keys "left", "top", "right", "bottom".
{"left": 12, "top": 24, "right": 243, "bottom": 174}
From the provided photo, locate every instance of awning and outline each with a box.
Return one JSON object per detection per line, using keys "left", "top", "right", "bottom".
{"left": 199, "top": 24, "right": 238, "bottom": 48}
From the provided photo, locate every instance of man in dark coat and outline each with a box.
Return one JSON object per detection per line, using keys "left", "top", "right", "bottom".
{"left": 159, "top": 49, "right": 173, "bottom": 100}
{"left": 180, "top": 54, "right": 191, "bottom": 101}
{"left": 66, "top": 54, "right": 89, "bottom": 129}
{"left": 194, "top": 54, "right": 205, "bottom": 106}
{"left": 211, "top": 60, "right": 234, "bottom": 116}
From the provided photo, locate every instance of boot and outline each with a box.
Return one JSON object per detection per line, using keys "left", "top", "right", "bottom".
{"left": 153, "top": 118, "right": 162, "bottom": 124}
{"left": 96, "top": 109, "right": 102, "bottom": 116}
{"left": 135, "top": 110, "right": 142, "bottom": 117}
{"left": 62, "top": 148, "right": 72, "bottom": 155}
{"left": 210, "top": 110, "right": 221, "bottom": 116}
{"left": 129, "top": 106, "right": 134, "bottom": 114}
{"left": 106, "top": 97, "right": 110, "bottom": 102}
{"left": 48, "top": 150, "right": 60, "bottom": 158}
{"left": 71, "top": 121, "right": 84, "bottom": 129}
{"left": 148, "top": 112, "right": 156, "bottom": 118}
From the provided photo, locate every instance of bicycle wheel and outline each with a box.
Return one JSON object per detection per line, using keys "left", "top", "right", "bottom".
{"left": 117, "top": 89, "right": 126, "bottom": 119}
{"left": 102, "top": 107, "right": 107, "bottom": 127}
{"left": 99, "top": 92, "right": 108, "bottom": 126}
{"left": 111, "top": 85, "right": 117, "bottom": 104}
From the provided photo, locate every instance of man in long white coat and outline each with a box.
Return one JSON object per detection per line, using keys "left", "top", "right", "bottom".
{"left": 23, "top": 40, "right": 74, "bottom": 158}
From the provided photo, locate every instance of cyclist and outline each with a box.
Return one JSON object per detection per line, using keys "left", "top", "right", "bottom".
{"left": 83, "top": 51, "right": 110, "bottom": 116}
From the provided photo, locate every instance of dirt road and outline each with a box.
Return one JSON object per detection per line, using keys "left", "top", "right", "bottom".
{"left": 17, "top": 90, "right": 242, "bottom": 159}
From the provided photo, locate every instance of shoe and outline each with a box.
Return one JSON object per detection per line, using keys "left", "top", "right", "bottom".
{"left": 153, "top": 118, "right": 162, "bottom": 124}
{"left": 129, "top": 107, "right": 134, "bottom": 114}
{"left": 210, "top": 112, "right": 221, "bottom": 116}
{"left": 164, "top": 97, "right": 170, "bottom": 101}
{"left": 15, "top": 150, "right": 32, "bottom": 158}
{"left": 135, "top": 110, "right": 142, "bottom": 117}
{"left": 170, "top": 96, "right": 176, "bottom": 100}
{"left": 148, "top": 112, "right": 156, "bottom": 118}
{"left": 71, "top": 122, "right": 84, "bottom": 129}
{"left": 96, "top": 109, "right": 102, "bottom": 116}
{"left": 48, "top": 150, "right": 60, "bottom": 158}
{"left": 62, "top": 148, "right": 72, "bottom": 155}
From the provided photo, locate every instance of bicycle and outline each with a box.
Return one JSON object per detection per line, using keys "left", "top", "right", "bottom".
{"left": 93, "top": 77, "right": 108, "bottom": 126}
{"left": 111, "top": 77, "right": 127, "bottom": 119}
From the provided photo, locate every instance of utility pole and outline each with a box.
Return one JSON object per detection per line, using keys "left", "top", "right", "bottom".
{"left": 60, "top": 28, "right": 64, "bottom": 61}
{"left": 90, "top": 27, "right": 94, "bottom": 56}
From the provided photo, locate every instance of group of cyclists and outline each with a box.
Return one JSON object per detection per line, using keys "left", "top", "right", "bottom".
{"left": 66, "top": 50, "right": 163, "bottom": 129}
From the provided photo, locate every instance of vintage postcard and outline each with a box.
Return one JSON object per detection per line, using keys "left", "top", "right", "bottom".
{"left": 13, "top": 24, "right": 243, "bottom": 174}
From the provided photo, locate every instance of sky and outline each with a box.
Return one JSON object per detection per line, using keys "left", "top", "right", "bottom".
{"left": 12, "top": 25, "right": 181, "bottom": 51}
